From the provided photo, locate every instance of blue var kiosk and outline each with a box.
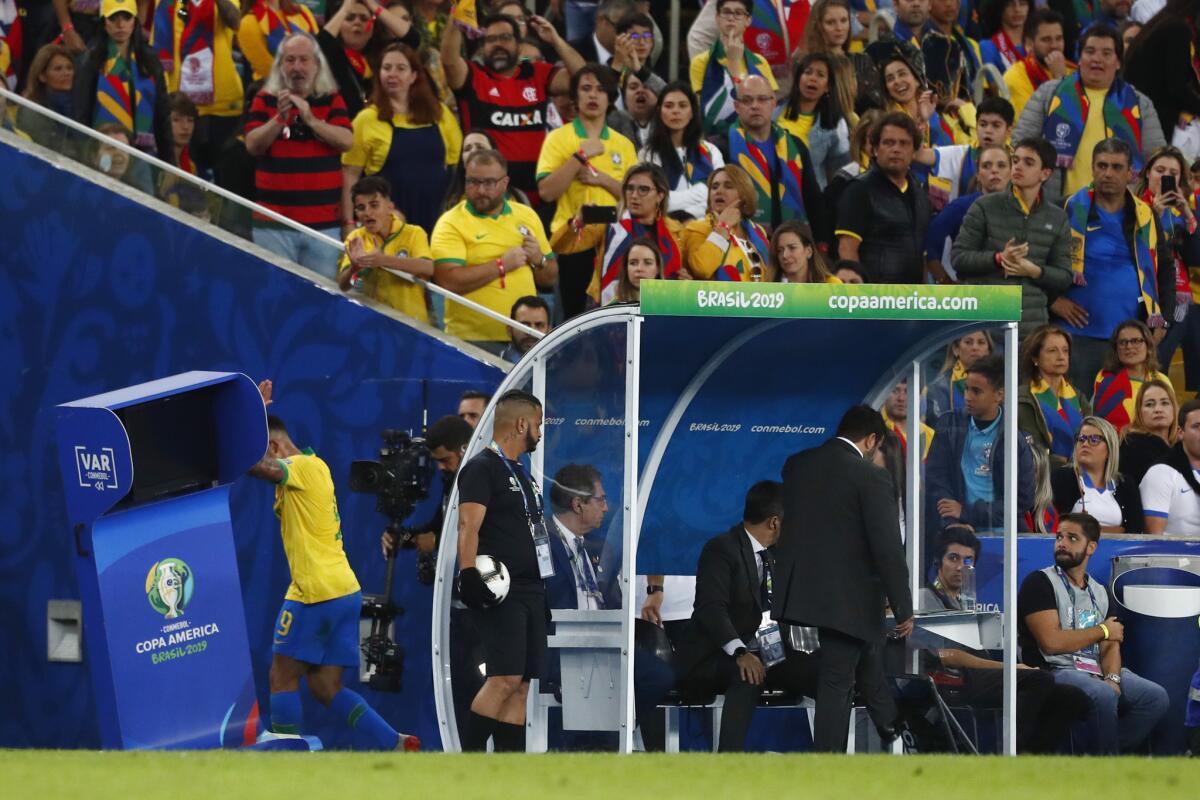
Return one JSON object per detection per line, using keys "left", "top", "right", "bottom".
{"left": 55, "top": 371, "right": 266, "bottom": 750}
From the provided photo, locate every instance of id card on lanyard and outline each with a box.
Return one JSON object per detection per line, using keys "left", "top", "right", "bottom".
{"left": 490, "top": 443, "right": 555, "bottom": 579}
{"left": 1056, "top": 567, "right": 1102, "bottom": 674}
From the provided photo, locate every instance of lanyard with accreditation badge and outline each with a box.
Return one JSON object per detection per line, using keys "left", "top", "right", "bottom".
{"left": 488, "top": 442, "right": 555, "bottom": 579}
{"left": 1056, "top": 566, "right": 1103, "bottom": 675}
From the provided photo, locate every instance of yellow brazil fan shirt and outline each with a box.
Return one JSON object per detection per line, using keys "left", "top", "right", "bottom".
{"left": 431, "top": 198, "right": 554, "bottom": 342}
{"left": 338, "top": 215, "right": 431, "bottom": 323}
{"left": 536, "top": 117, "right": 638, "bottom": 234}
{"left": 273, "top": 449, "right": 360, "bottom": 604}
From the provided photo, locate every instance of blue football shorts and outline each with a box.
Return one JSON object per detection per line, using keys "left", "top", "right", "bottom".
{"left": 272, "top": 591, "right": 362, "bottom": 668}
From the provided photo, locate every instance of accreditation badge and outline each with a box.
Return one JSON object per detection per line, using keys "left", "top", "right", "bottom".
{"left": 755, "top": 615, "right": 785, "bottom": 668}
{"left": 531, "top": 519, "right": 555, "bottom": 579}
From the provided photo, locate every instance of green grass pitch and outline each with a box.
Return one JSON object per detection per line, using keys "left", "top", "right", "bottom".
{"left": 4, "top": 751, "right": 1200, "bottom": 800}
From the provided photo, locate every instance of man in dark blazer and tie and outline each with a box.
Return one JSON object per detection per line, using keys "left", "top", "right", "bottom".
{"left": 675, "top": 481, "right": 819, "bottom": 752}
{"left": 773, "top": 405, "right": 915, "bottom": 752}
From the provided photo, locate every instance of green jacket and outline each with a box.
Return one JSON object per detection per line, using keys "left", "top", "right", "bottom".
{"left": 1017, "top": 382, "right": 1093, "bottom": 470}
{"left": 951, "top": 186, "right": 1074, "bottom": 334}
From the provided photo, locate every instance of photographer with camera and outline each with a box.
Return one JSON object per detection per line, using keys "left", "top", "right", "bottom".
{"left": 380, "top": 415, "right": 474, "bottom": 575}
{"left": 455, "top": 389, "right": 549, "bottom": 752}
{"left": 248, "top": 380, "right": 419, "bottom": 752}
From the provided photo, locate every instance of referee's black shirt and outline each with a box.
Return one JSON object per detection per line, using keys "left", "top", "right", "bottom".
{"left": 457, "top": 449, "right": 543, "bottom": 588}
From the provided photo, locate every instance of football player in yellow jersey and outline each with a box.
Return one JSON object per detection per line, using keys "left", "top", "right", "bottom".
{"left": 249, "top": 380, "right": 418, "bottom": 751}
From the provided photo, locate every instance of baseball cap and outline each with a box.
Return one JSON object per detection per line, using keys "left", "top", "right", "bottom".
{"left": 101, "top": 0, "right": 138, "bottom": 17}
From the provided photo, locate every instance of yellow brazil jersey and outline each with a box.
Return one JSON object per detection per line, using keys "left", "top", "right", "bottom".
{"left": 274, "top": 449, "right": 360, "bottom": 604}
{"left": 343, "top": 104, "right": 463, "bottom": 173}
{"left": 536, "top": 118, "right": 638, "bottom": 234}
{"left": 338, "top": 214, "right": 431, "bottom": 323}
{"left": 430, "top": 198, "right": 554, "bottom": 341}
{"left": 688, "top": 49, "right": 779, "bottom": 95}
{"left": 161, "top": 4, "right": 244, "bottom": 117}
{"left": 1064, "top": 87, "right": 1108, "bottom": 197}
{"left": 777, "top": 111, "right": 815, "bottom": 144}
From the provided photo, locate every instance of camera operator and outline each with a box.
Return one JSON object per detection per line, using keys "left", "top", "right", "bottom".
{"left": 379, "top": 415, "right": 473, "bottom": 562}
{"left": 455, "top": 389, "right": 549, "bottom": 752}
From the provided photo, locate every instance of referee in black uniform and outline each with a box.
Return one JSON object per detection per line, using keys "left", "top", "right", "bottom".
{"left": 455, "top": 389, "right": 549, "bottom": 752}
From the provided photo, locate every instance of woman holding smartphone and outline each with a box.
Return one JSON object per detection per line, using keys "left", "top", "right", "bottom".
{"left": 1137, "top": 146, "right": 1200, "bottom": 384}
{"left": 549, "top": 163, "right": 684, "bottom": 307}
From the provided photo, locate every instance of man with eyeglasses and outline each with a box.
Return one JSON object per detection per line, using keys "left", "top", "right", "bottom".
{"left": 1141, "top": 398, "right": 1200, "bottom": 535}
{"left": 728, "top": 73, "right": 823, "bottom": 235}
{"left": 691, "top": 0, "right": 777, "bottom": 136}
{"left": 442, "top": 13, "right": 585, "bottom": 207}
{"left": 432, "top": 149, "right": 558, "bottom": 353}
{"left": 1050, "top": 137, "right": 1172, "bottom": 391}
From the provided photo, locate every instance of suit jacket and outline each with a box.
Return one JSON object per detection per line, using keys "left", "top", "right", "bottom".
{"left": 773, "top": 438, "right": 913, "bottom": 642}
{"left": 545, "top": 519, "right": 621, "bottom": 611}
{"left": 675, "top": 525, "right": 770, "bottom": 676}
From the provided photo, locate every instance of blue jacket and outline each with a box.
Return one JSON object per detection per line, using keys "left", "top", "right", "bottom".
{"left": 925, "top": 409, "right": 1035, "bottom": 534}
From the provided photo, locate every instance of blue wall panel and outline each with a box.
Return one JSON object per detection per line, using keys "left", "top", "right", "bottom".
{"left": 0, "top": 142, "right": 504, "bottom": 749}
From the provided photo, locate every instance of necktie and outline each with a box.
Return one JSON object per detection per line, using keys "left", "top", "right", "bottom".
{"left": 759, "top": 551, "right": 773, "bottom": 609}
{"left": 576, "top": 538, "right": 603, "bottom": 609}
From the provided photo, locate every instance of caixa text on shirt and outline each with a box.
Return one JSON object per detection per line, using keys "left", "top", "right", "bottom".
{"left": 490, "top": 109, "right": 543, "bottom": 128}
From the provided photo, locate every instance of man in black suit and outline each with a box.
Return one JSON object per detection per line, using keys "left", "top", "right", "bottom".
{"left": 675, "top": 481, "right": 819, "bottom": 752}
{"left": 774, "top": 405, "right": 915, "bottom": 752}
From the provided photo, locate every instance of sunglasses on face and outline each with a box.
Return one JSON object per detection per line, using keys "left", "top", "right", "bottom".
{"left": 1076, "top": 434, "right": 1104, "bottom": 446}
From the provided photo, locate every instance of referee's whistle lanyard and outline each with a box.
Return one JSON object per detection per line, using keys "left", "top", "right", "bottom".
{"left": 488, "top": 441, "right": 555, "bottom": 579}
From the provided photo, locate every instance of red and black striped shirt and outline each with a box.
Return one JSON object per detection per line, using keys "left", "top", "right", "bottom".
{"left": 455, "top": 60, "right": 558, "bottom": 206}
{"left": 245, "top": 90, "right": 351, "bottom": 229}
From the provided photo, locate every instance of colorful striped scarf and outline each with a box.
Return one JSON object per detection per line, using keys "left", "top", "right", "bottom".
{"left": 949, "top": 358, "right": 968, "bottom": 411}
{"left": 94, "top": 43, "right": 158, "bottom": 151}
{"left": 660, "top": 141, "right": 715, "bottom": 191}
{"left": 700, "top": 39, "right": 768, "bottom": 134}
{"left": 151, "top": 0, "right": 177, "bottom": 74}
{"left": 990, "top": 29, "right": 1022, "bottom": 70}
{"left": 710, "top": 218, "right": 770, "bottom": 280}
{"left": 1093, "top": 368, "right": 1170, "bottom": 433}
{"left": 1030, "top": 377, "right": 1085, "bottom": 460}
{"left": 729, "top": 121, "right": 808, "bottom": 227}
{"left": 598, "top": 215, "right": 682, "bottom": 305}
{"left": 1042, "top": 74, "right": 1143, "bottom": 172}
{"left": 1065, "top": 187, "right": 1161, "bottom": 326}
{"left": 253, "top": 1, "right": 308, "bottom": 58}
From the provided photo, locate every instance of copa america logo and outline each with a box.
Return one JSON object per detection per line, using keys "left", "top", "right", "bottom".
{"left": 756, "top": 33, "right": 771, "bottom": 51}
{"left": 1054, "top": 123, "right": 1070, "bottom": 144}
{"left": 146, "top": 558, "right": 194, "bottom": 619}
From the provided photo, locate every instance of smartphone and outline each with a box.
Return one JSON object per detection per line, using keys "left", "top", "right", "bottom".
{"left": 581, "top": 205, "right": 617, "bottom": 225}
{"left": 1162, "top": 174, "right": 1178, "bottom": 196}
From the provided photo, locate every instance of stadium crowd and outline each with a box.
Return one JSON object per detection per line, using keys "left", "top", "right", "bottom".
{"left": 5, "top": 0, "right": 1200, "bottom": 754}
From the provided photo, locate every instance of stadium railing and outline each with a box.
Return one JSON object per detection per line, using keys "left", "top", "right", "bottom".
{"left": 0, "top": 85, "right": 546, "bottom": 343}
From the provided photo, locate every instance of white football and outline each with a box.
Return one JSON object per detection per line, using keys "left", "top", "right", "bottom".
{"left": 475, "top": 555, "right": 510, "bottom": 605}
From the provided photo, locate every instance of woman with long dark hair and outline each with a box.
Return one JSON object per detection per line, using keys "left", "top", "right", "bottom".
{"left": 71, "top": 1, "right": 171, "bottom": 159}
{"left": 803, "top": 0, "right": 882, "bottom": 112}
{"left": 341, "top": 42, "right": 461, "bottom": 235}
{"left": 551, "top": 163, "right": 684, "bottom": 307}
{"left": 610, "top": 237, "right": 663, "bottom": 304}
{"left": 318, "top": 0, "right": 419, "bottom": 118}
{"left": 637, "top": 81, "right": 724, "bottom": 220}
{"left": 1135, "top": 146, "right": 1200, "bottom": 380}
{"left": 779, "top": 52, "right": 852, "bottom": 190}
{"left": 767, "top": 221, "right": 837, "bottom": 283}
{"left": 978, "top": 0, "right": 1029, "bottom": 72}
